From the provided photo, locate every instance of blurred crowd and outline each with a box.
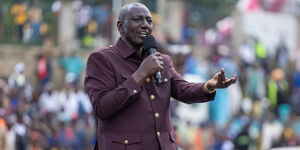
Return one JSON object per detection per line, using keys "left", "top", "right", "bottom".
{"left": 1, "top": 33, "right": 300, "bottom": 150}
{"left": 0, "top": 49, "right": 94, "bottom": 150}
{"left": 7, "top": 0, "right": 50, "bottom": 44}
{"left": 0, "top": 0, "right": 112, "bottom": 48}
{"left": 166, "top": 32, "right": 300, "bottom": 150}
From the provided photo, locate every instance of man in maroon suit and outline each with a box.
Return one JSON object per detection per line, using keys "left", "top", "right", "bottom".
{"left": 84, "top": 3, "right": 236, "bottom": 150}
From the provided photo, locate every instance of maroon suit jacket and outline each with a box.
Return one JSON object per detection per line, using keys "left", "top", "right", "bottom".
{"left": 84, "top": 38, "right": 215, "bottom": 150}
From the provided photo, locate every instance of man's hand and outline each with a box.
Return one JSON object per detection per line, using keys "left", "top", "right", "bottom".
{"left": 205, "top": 69, "right": 237, "bottom": 92}
{"left": 132, "top": 52, "right": 163, "bottom": 85}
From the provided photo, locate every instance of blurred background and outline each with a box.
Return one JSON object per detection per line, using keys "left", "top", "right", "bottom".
{"left": 0, "top": 0, "right": 300, "bottom": 150}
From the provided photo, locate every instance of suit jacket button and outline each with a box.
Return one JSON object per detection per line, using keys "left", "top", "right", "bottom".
{"left": 145, "top": 77, "right": 151, "bottom": 82}
{"left": 133, "top": 89, "right": 137, "bottom": 94}
{"left": 155, "top": 113, "right": 159, "bottom": 118}
{"left": 124, "top": 140, "right": 128, "bottom": 144}
{"left": 157, "top": 131, "right": 160, "bottom": 136}
{"left": 150, "top": 94, "right": 155, "bottom": 100}
{"left": 164, "top": 78, "right": 168, "bottom": 82}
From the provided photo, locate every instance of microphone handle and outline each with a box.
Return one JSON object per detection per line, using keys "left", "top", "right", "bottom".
{"left": 155, "top": 72, "right": 162, "bottom": 85}
{"left": 148, "top": 48, "right": 162, "bottom": 85}
{"left": 148, "top": 48, "right": 156, "bottom": 55}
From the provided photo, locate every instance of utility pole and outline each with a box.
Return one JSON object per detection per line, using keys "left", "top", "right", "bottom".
{"left": 156, "top": 0, "right": 166, "bottom": 41}
{"left": 58, "top": 1, "right": 76, "bottom": 52}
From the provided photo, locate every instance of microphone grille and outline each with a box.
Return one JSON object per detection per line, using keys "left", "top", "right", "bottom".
{"left": 143, "top": 35, "right": 157, "bottom": 51}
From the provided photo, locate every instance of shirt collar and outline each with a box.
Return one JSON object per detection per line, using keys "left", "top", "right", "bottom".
{"left": 114, "top": 38, "right": 137, "bottom": 59}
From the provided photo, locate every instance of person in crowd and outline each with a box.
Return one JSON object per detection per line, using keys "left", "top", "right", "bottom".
{"left": 8, "top": 62, "right": 32, "bottom": 102}
{"left": 58, "top": 51, "right": 85, "bottom": 85}
{"left": 275, "top": 38, "right": 289, "bottom": 72}
{"left": 36, "top": 54, "right": 52, "bottom": 90}
{"left": 261, "top": 111, "right": 283, "bottom": 150}
{"left": 38, "top": 82, "right": 62, "bottom": 114}
{"left": 27, "top": 3, "right": 43, "bottom": 44}
{"left": 10, "top": 0, "right": 27, "bottom": 42}
{"left": 84, "top": 3, "right": 237, "bottom": 150}
{"left": 267, "top": 68, "right": 289, "bottom": 112}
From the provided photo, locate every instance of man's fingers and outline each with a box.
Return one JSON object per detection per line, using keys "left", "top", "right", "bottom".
{"left": 153, "top": 52, "right": 163, "bottom": 61}
{"left": 216, "top": 70, "right": 237, "bottom": 88}
{"left": 220, "top": 68, "right": 225, "bottom": 81}
{"left": 218, "top": 72, "right": 222, "bottom": 85}
{"left": 217, "top": 76, "right": 237, "bottom": 88}
{"left": 154, "top": 52, "right": 161, "bottom": 56}
{"left": 157, "top": 56, "right": 163, "bottom": 60}
{"left": 224, "top": 76, "right": 237, "bottom": 87}
{"left": 232, "top": 76, "right": 237, "bottom": 83}
{"left": 227, "top": 78, "right": 235, "bottom": 86}
{"left": 158, "top": 61, "right": 164, "bottom": 69}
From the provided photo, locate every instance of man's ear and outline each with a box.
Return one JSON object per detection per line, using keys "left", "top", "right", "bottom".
{"left": 117, "top": 21, "right": 124, "bottom": 34}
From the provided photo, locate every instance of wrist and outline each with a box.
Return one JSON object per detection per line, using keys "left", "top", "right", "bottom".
{"left": 132, "top": 71, "right": 147, "bottom": 85}
{"left": 204, "top": 81, "right": 216, "bottom": 94}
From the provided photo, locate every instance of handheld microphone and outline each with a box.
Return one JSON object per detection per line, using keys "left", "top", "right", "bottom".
{"left": 143, "top": 35, "right": 162, "bottom": 85}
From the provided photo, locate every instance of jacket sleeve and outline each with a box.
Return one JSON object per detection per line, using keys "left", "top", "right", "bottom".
{"left": 167, "top": 55, "right": 215, "bottom": 103}
{"left": 84, "top": 51, "right": 142, "bottom": 120}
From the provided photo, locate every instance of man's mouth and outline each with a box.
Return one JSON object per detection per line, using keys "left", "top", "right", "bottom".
{"left": 138, "top": 31, "right": 149, "bottom": 37}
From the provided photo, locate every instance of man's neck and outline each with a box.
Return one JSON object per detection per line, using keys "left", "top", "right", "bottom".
{"left": 121, "top": 37, "right": 143, "bottom": 57}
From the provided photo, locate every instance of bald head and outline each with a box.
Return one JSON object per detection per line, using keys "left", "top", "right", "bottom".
{"left": 118, "top": 3, "right": 150, "bottom": 22}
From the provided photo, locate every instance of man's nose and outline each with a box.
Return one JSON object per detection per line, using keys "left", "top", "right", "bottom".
{"left": 140, "top": 19, "right": 150, "bottom": 28}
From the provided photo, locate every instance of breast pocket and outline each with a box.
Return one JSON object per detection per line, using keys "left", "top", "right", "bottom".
{"left": 157, "top": 70, "right": 172, "bottom": 100}
{"left": 115, "top": 72, "right": 130, "bottom": 86}
{"left": 101, "top": 134, "right": 142, "bottom": 150}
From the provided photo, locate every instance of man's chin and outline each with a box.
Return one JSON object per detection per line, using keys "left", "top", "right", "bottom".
{"left": 133, "top": 42, "right": 143, "bottom": 48}
{"left": 133, "top": 39, "right": 143, "bottom": 47}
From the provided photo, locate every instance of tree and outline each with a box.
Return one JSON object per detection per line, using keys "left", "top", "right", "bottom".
{"left": 186, "top": 0, "right": 237, "bottom": 28}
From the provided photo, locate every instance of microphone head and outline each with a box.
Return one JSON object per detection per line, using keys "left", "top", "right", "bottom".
{"left": 143, "top": 35, "right": 157, "bottom": 51}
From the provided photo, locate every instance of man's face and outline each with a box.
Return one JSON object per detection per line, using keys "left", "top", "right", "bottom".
{"left": 118, "top": 6, "right": 153, "bottom": 49}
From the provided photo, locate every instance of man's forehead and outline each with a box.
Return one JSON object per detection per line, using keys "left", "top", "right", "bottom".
{"left": 118, "top": 3, "right": 152, "bottom": 21}
{"left": 126, "top": 4, "right": 151, "bottom": 17}
{"left": 126, "top": 3, "right": 148, "bottom": 10}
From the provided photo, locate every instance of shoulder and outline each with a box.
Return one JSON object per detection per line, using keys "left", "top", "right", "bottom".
{"left": 91, "top": 46, "right": 113, "bottom": 56}
{"left": 87, "top": 46, "right": 116, "bottom": 60}
{"left": 86, "top": 46, "right": 116, "bottom": 66}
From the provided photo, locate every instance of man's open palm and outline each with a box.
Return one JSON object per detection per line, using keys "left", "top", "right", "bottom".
{"left": 206, "top": 69, "right": 237, "bottom": 91}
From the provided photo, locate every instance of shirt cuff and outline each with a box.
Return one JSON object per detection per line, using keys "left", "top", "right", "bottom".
{"left": 124, "top": 76, "right": 143, "bottom": 96}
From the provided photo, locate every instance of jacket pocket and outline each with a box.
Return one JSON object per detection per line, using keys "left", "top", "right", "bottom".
{"left": 101, "top": 134, "right": 142, "bottom": 150}
{"left": 111, "top": 134, "right": 142, "bottom": 145}
{"left": 169, "top": 131, "right": 178, "bottom": 150}
{"left": 169, "top": 131, "right": 176, "bottom": 143}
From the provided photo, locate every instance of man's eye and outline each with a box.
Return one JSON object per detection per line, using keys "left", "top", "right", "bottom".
{"left": 132, "top": 18, "right": 141, "bottom": 21}
{"left": 147, "top": 20, "right": 152, "bottom": 23}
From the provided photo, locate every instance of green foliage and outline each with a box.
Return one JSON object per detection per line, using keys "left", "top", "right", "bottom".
{"left": 0, "top": 0, "right": 57, "bottom": 45}
{"left": 140, "top": 0, "right": 156, "bottom": 12}
{"left": 1, "top": 1, "right": 15, "bottom": 43}
{"left": 187, "top": 0, "right": 237, "bottom": 28}
{"left": 83, "top": 0, "right": 111, "bottom": 5}
{"left": 39, "top": 0, "right": 57, "bottom": 40}
{"left": 138, "top": 0, "right": 237, "bottom": 28}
